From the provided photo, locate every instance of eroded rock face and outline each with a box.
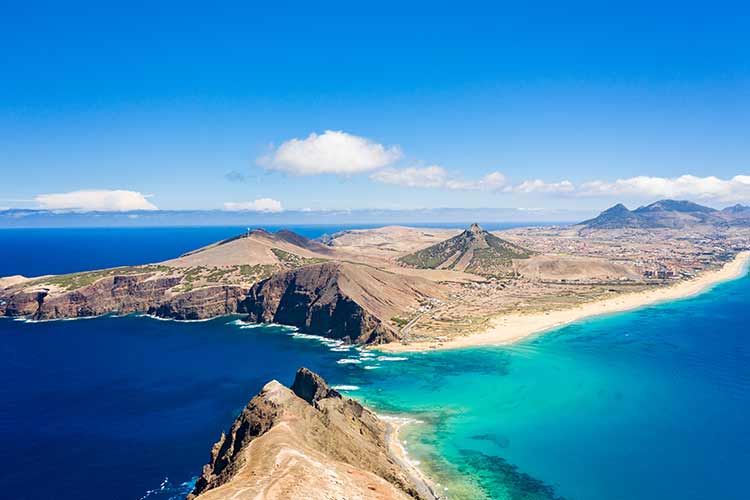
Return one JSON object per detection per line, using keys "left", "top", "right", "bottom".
{"left": 148, "top": 285, "right": 248, "bottom": 320}
{"left": 240, "top": 262, "right": 398, "bottom": 344}
{"left": 36, "top": 275, "right": 182, "bottom": 319}
{"left": 188, "top": 368, "right": 435, "bottom": 500}
{"left": 0, "top": 274, "right": 246, "bottom": 321}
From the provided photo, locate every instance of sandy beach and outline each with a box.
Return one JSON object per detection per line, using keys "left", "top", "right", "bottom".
{"left": 381, "top": 415, "right": 441, "bottom": 500}
{"left": 382, "top": 251, "right": 750, "bottom": 352}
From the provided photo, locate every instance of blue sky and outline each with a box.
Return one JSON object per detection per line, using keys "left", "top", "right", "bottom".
{"left": 1, "top": 1, "right": 748, "bottom": 213}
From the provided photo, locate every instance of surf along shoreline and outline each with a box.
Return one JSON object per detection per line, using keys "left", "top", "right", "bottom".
{"left": 380, "top": 251, "right": 750, "bottom": 353}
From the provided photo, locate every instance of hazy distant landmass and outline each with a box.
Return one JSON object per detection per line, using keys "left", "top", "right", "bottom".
{"left": 0, "top": 207, "right": 592, "bottom": 228}
{"left": 579, "top": 200, "right": 750, "bottom": 229}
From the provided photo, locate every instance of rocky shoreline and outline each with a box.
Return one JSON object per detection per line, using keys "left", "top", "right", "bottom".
{"left": 0, "top": 260, "right": 428, "bottom": 344}
{"left": 188, "top": 367, "right": 438, "bottom": 500}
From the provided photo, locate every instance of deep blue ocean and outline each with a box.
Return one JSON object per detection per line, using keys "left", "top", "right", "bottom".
{"left": 1, "top": 227, "right": 748, "bottom": 500}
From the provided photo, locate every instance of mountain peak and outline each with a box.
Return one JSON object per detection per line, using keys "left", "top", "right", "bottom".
{"left": 723, "top": 204, "right": 750, "bottom": 214}
{"left": 635, "top": 199, "right": 715, "bottom": 214}
{"left": 398, "top": 223, "right": 532, "bottom": 275}
{"left": 604, "top": 203, "right": 630, "bottom": 213}
{"left": 581, "top": 199, "right": 728, "bottom": 229}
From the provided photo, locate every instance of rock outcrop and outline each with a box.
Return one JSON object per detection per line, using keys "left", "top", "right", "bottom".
{"left": 189, "top": 368, "right": 436, "bottom": 500}
{"left": 240, "top": 262, "right": 443, "bottom": 344}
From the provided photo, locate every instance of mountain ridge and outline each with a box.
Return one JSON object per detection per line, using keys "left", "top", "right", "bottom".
{"left": 580, "top": 199, "right": 750, "bottom": 229}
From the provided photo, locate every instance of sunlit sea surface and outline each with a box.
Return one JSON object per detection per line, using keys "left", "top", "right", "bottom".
{"left": 1, "top": 227, "right": 748, "bottom": 499}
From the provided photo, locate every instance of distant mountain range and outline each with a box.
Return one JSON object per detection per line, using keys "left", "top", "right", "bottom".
{"left": 580, "top": 200, "right": 750, "bottom": 229}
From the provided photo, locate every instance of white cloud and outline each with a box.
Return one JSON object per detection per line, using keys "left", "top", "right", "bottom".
{"left": 371, "top": 167, "right": 507, "bottom": 191}
{"left": 371, "top": 166, "right": 448, "bottom": 188}
{"left": 259, "top": 130, "right": 402, "bottom": 175}
{"left": 447, "top": 171, "right": 507, "bottom": 191}
{"left": 371, "top": 167, "right": 750, "bottom": 203}
{"left": 510, "top": 179, "right": 575, "bottom": 194}
{"left": 223, "top": 198, "right": 284, "bottom": 212}
{"left": 578, "top": 175, "right": 750, "bottom": 202}
{"left": 35, "top": 190, "right": 158, "bottom": 211}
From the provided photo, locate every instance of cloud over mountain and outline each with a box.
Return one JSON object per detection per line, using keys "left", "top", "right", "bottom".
{"left": 579, "top": 175, "right": 750, "bottom": 202}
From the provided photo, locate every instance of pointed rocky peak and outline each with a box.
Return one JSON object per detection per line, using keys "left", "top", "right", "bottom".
{"left": 291, "top": 367, "right": 341, "bottom": 404}
{"left": 579, "top": 203, "right": 645, "bottom": 228}
{"left": 602, "top": 203, "right": 631, "bottom": 214}
{"left": 467, "top": 223, "right": 484, "bottom": 235}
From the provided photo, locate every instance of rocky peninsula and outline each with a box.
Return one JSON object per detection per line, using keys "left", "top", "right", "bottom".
{"left": 188, "top": 367, "right": 437, "bottom": 500}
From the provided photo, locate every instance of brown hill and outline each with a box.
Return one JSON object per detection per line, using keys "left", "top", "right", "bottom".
{"left": 166, "top": 228, "right": 334, "bottom": 268}
{"left": 189, "top": 368, "right": 436, "bottom": 500}
{"left": 242, "top": 261, "right": 445, "bottom": 344}
{"left": 398, "top": 223, "right": 533, "bottom": 276}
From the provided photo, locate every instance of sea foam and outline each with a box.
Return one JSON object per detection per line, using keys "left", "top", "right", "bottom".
{"left": 332, "top": 385, "right": 360, "bottom": 391}
{"left": 336, "top": 358, "right": 362, "bottom": 364}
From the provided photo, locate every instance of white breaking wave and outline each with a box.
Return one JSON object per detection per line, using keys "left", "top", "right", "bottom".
{"left": 332, "top": 385, "right": 360, "bottom": 391}
{"left": 377, "top": 356, "right": 408, "bottom": 362}
{"left": 139, "top": 313, "right": 214, "bottom": 323}
{"left": 238, "top": 323, "right": 269, "bottom": 329}
{"left": 336, "top": 358, "right": 362, "bottom": 364}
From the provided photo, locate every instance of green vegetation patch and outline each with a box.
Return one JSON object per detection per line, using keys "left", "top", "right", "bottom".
{"left": 30, "top": 265, "right": 172, "bottom": 292}
{"left": 238, "top": 264, "right": 279, "bottom": 281}
{"left": 271, "top": 248, "right": 327, "bottom": 269}
{"left": 390, "top": 316, "right": 409, "bottom": 327}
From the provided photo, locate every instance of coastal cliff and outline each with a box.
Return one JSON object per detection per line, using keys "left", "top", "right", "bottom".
{"left": 188, "top": 368, "right": 436, "bottom": 500}
{"left": 241, "top": 262, "right": 439, "bottom": 344}
{"left": 0, "top": 273, "right": 247, "bottom": 321}
{"left": 0, "top": 257, "right": 442, "bottom": 345}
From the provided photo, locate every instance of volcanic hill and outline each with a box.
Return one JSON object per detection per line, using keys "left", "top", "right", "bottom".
{"left": 398, "top": 223, "right": 533, "bottom": 276}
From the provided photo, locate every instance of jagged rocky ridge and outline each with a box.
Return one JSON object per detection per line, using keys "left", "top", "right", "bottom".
{"left": 189, "top": 368, "right": 436, "bottom": 500}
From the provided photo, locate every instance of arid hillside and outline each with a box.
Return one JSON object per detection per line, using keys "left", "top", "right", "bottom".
{"left": 189, "top": 368, "right": 436, "bottom": 500}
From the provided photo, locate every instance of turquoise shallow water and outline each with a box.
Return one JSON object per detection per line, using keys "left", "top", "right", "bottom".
{"left": 347, "top": 264, "right": 750, "bottom": 499}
